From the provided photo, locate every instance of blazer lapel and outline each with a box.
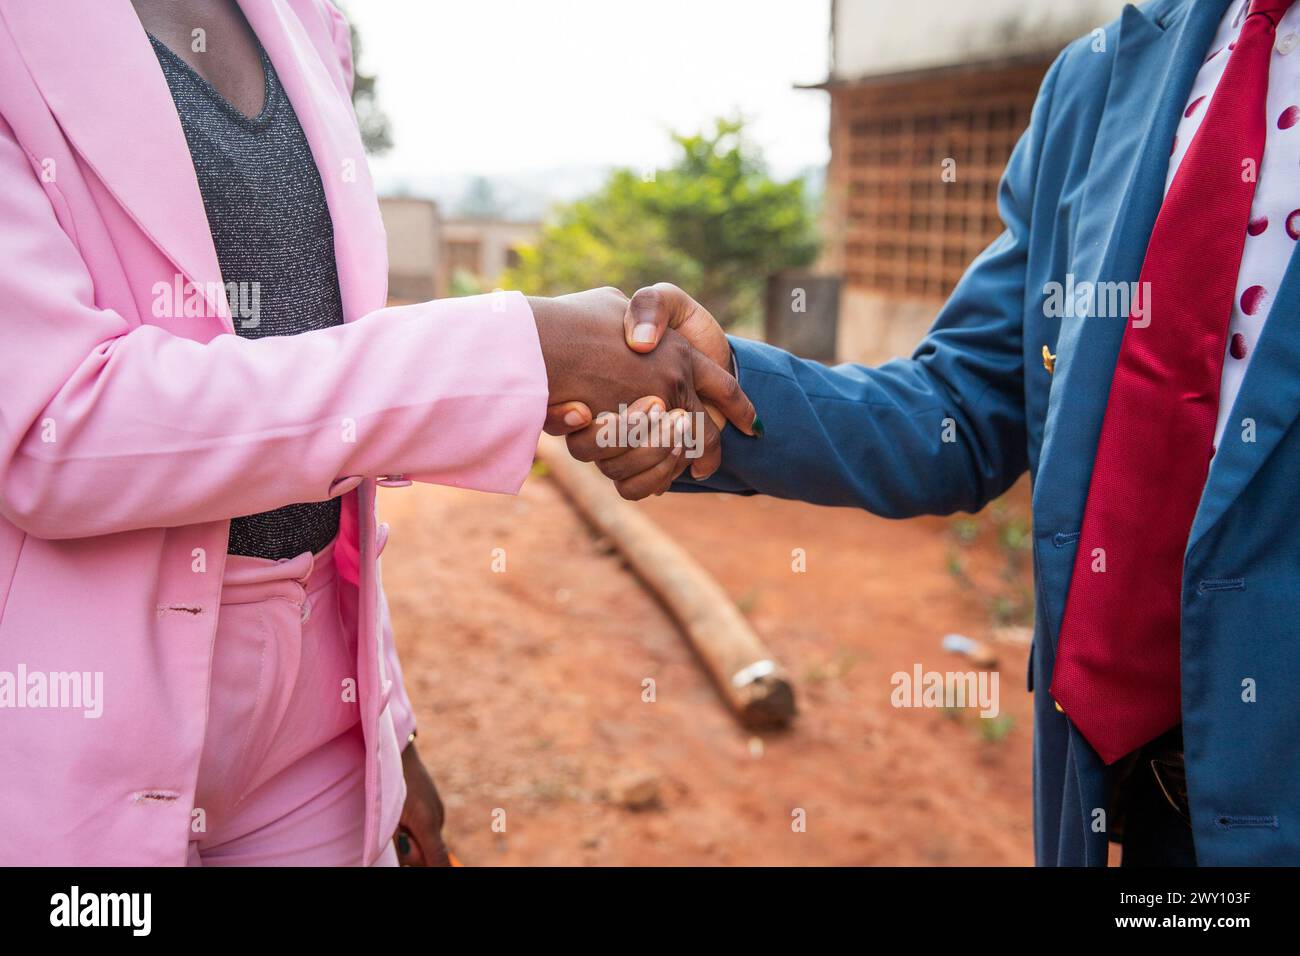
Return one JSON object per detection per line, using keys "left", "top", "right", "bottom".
{"left": 0, "top": 0, "right": 230, "bottom": 329}
{"left": 236, "top": 0, "right": 388, "bottom": 321}
{"left": 1033, "top": 0, "right": 1229, "bottom": 539}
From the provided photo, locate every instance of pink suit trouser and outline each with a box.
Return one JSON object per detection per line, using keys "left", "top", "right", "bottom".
{"left": 187, "top": 538, "right": 398, "bottom": 866}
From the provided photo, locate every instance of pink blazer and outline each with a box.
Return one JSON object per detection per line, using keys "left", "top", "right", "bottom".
{"left": 0, "top": 0, "right": 548, "bottom": 865}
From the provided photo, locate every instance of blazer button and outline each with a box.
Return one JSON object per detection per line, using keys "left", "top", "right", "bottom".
{"left": 376, "top": 474, "right": 412, "bottom": 488}
{"left": 1042, "top": 345, "right": 1056, "bottom": 375}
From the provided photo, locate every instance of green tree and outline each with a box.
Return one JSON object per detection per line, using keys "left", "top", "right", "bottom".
{"left": 344, "top": 13, "right": 391, "bottom": 155}
{"left": 505, "top": 119, "right": 819, "bottom": 329}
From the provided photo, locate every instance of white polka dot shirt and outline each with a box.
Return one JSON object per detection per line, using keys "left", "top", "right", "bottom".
{"left": 1169, "top": 0, "right": 1300, "bottom": 448}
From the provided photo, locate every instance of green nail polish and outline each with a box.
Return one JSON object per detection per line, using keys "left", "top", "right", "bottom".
{"left": 751, "top": 417, "right": 764, "bottom": 437}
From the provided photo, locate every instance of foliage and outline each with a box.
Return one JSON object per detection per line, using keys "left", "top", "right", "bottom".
{"left": 345, "top": 14, "right": 392, "bottom": 155}
{"left": 504, "top": 119, "right": 819, "bottom": 329}
{"left": 448, "top": 268, "right": 485, "bottom": 298}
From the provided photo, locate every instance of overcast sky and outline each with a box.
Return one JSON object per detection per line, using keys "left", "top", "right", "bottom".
{"left": 346, "top": 0, "right": 832, "bottom": 190}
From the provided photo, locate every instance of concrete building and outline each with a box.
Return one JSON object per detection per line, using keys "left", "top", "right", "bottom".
{"left": 378, "top": 196, "right": 539, "bottom": 302}
{"left": 437, "top": 218, "right": 539, "bottom": 298}
{"left": 816, "top": 0, "right": 1127, "bottom": 364}
{"left": 380, "top": 196, "right": 442, "bottom": 301}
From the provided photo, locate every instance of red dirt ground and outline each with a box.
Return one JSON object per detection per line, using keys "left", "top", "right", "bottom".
{"left": 380, "top": 471, "right": 1036, "bottom": 866}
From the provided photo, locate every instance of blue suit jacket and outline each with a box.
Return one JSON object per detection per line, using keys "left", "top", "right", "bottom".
{"left": 687, "top": 0, "right": 1300, "bottom": 865}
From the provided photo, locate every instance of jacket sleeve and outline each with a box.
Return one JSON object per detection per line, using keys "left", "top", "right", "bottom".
{"left": 0, "top": 119, "right": 549, "bottom": 541}
{"left": 682, "top": 51, "right": 1064, "bottom": 517}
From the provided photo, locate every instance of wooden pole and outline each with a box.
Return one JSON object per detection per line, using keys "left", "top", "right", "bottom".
{"left": 536, "top": 435, "right": 796, "bottom": 729}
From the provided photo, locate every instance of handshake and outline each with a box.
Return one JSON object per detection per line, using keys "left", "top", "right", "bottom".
{"left": 529, "top": 284, "right": 758, "bottom": 499}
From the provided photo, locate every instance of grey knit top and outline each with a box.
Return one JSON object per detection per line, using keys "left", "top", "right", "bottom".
{"left": 150, "top": 35, "right": 343, "bottom": 560}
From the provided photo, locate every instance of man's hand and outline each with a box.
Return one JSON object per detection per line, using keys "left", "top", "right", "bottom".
{"left": 624, "top": 283, "right": 730, "bottom": 381}
{"left": 531, "top": 287, "right": 756, "bottom": 479}
{"left": 393, "top": 739, "right": 452, "bottom": 866}
{"left": 559, "top": 284, "right": 754, "bottom": 497}
{"left": 574, "top": 396, "right": 698, "bottom": 499}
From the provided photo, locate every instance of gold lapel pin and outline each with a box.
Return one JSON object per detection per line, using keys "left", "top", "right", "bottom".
{"left": 1042, "top": 345, "right": 1056, "bottom": 375}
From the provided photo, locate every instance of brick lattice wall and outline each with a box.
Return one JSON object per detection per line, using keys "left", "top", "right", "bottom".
{"left": 824, "top": 60, "right": 1052, "bottom": 303}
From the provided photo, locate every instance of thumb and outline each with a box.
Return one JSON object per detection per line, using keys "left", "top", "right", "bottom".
{"left": 544, "top": 401, "right": 593, "bottom": 436}
{"left": 624, "top": 282, "right": 691, "bottom": 353}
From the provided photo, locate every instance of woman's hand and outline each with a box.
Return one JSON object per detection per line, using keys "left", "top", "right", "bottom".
{"left": 561, "top": 283, "right": 756, "bottom": 497}
{"left": 530, "top": 287, "right": 756, "bottom": 479}
{"left": 393, "top": 739, "right": 452, "bottom": 867}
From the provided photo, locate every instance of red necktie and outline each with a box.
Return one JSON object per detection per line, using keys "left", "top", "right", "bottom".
{"left": 1050, "top": 0, "right": 1293, "bottom": 765}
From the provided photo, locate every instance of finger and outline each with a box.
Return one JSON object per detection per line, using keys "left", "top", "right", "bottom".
{"left": 624, "top": 394, "right": 667, "bottom": 425}
{"left": 624, "top": 282, "right": 695, "bottom": 353}
{"left": 691, "top": 349, "right": 757, "bottom": 436}
{"left": 683, "top": 397, "right": 724, "bottom": 480}
{"left": 592, "top": 401, "right": 676, "bottom": 479}
{"left": 614, "top": 441, "right": 685, "bottom": 500}
{"left": 665, "top": 452, "right": 692, "bottom": 493}
{"left": 543, "top": 401, "right": 593, "bottom": 436}
{"left": 566, "top": 412, "right": 620, "bottom": 462}
{"left": 566, "top": 396, "right": 665, "bottom": 462}
{"left": 596, "top": 425, "right": 678, "bottom": 482}
{"left": 655, "top": 409, "right": 695, "bottom": 495}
